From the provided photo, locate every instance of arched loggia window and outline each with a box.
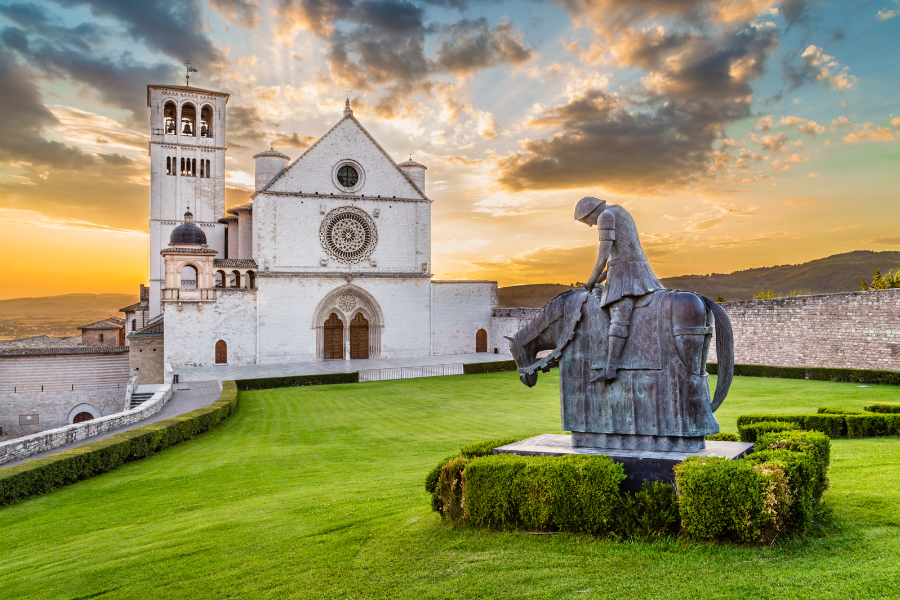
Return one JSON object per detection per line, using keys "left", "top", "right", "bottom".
{"left": 180, "top": 264, "right": 198, "bottom": 290}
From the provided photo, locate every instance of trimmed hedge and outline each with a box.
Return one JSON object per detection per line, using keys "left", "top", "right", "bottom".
{"left": 675, "top": 429, "right": 830, "bottom": 543}
{"left": 864, "top": 403, "right": 900, "bottom": 414}
{"left": 705, "top": 432, "right": 740, "bottom": 442}
{"left": 460, "top": 437, "right": 521, "bottom": 458}
{"left": 817, "top": 407, "right": 865, "bottom": 415}
{"left": 236, "top": 372, "right": 359, "bottom": 391}
{"left": 737, "top": 421, "right": 797, "bottom": 443}
{"left": 0, "top": 381, "right": 240, "bottom": 507}
{"left": 736, "top": 413, "right": 845, "bottom": 438}
{"left": 463, "top": 360, "right": 518, "bottom": 375}
{"left": 846, "top": 413, "right": 900, "bottom": 437}
{"left": 706, "top": 362, "right": 900, "bottom": 385}
{"left": 465, "top": 454, "right": 625, "bottom": 534}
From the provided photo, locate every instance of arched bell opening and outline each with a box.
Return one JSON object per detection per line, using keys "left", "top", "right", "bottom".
{"left": 181, "top": 103, "right": 196, "bottom": 136}
{"left": 231, "top": 269, "right": 241, "bottom": 288}
{"left": 215, "top": 270, "right": 226, "bottom": 288}
{"left": 200, "top": 105, "right": 213, "bottom": 138}
{"left": 164, "top": 101, "right": 177, "bottom": 134}
{"left": 323, "top": 313, "right": 344, "bottom": 360}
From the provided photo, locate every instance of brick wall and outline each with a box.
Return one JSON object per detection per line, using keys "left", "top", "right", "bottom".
{"left": 709, "top": 288, "right": 900, "bottom": 370}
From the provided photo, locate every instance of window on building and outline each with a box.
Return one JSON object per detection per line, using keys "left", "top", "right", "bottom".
{"left": 166, "top": 156, "right": 171, "bottom": 175}
{"left": 132, "top": 319, "right": 137, "bottom": 331}
{"left": 200, "top": 105, "right": 213, "bottom": 138}
{"left": 200, "top": 159, "right": 204, "bottom": 178}
{"left": 99, "top": 333, "right": 104, "bottom": 342}
{"left": 206, "top": 159, "right": 211, "bottom": 178}
{"left": 181, "top": 103, "right": 196, "bottom": 136}
{"left": 181, "top": 264, "right": 198, "bottom": 290}
{"left": 164, "top": 101, "right": 177, "bottom": 134}
{"left": 191, "top": 158, "right": 196, "bottom": 177}
{"left": 181, "top": 157, "right": 185, "bottom": 175}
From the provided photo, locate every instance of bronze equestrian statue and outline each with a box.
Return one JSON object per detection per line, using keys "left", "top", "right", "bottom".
{"left": 506, "top": 197, "right": 734, "bottom": 452}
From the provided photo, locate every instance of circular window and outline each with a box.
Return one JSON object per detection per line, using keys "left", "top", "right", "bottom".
{"left": 320, "top": 207, "right": 377, "bottom": 264}
{"left": 337, "top": 165, "right": 358, "bottom": 188}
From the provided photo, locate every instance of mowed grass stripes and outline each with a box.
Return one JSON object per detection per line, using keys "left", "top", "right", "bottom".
{"left": 0, "top": 371, "right": 898, "bottom": 599}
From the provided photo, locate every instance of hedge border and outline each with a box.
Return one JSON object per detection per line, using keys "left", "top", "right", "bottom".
{"left": 236, "top": 372, "right": 359, "bottom": 391}
{"left": 463, "top": 360, "right": 518, "bottom": 375}
{"left": 0, "top": 381, "right": 239, "bottom": 507}
{"left": 707, "top": 362, "right": 900, "bottom": 385}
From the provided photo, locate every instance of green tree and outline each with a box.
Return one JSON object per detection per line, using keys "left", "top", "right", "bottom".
{"left": 715, "top": 294, "right": 727, "bottom": 303}
{"left": 860, "top": 276, "right": 868, "bottom": 291}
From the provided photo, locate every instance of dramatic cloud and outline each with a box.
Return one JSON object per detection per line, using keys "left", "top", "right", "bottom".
{"left": 784, "top": 44, "right": 858, "bottom": 90}
{"left": 496, "top": 24, "right": 778, "bottom": 193}
{"left": 48, "top": 0, "right": 224, "bottom": 65}
{"left": 210, "top": 0, "right": 261, "bottom": 28}
{"left": 780, "top": 116, "right": 825, "bottom": 135}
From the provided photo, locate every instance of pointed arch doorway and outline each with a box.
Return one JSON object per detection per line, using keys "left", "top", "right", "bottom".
{"left": 323, "top": 313, "right": 344, "bottom": 360}
{"left": 349, "top": 313, "right": 369, "bottom": 359}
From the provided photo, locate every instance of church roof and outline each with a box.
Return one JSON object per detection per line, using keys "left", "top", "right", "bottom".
{"left": 0, "top": 335, "right": 82, "bottom": 349}
{"left": 146, "top": 84, "right": 230, "bottom": 105}
{"left": 170, "top": 211, "right": 207, "bottom": 246}
{"left": 253, "top": 148, "right": 291, "bottom": 160}
{"left": 253, "top": 109, "right": 429, "bottom": 201}
{"left": 227, "top": 202, "right": 253, "bottom": 214}
{"left": 217, "top": 215, "right": 238, "bottom": 223}
{"left": 78, "top": 318, "right": 124, "bottom": 331}
{"left": 119, "top": 301, "right": 148, "bottom": 313}
{"left": 399, "top": 159, "right": 427, "bottom": 169}
{"left": 0, "top": 346, "right": 128, "bottom": 357}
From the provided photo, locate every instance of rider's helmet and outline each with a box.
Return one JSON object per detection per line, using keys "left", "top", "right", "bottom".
{"left": 574, "top": 196, "right": 607, "bottom": 220}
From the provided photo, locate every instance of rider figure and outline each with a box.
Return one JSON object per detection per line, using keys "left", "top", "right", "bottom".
{"left": 575, "top": 196, "right": 665, "bottom": 382}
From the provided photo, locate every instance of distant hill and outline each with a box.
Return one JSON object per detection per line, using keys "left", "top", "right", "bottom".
{"left": 497, "top": 251, "right": 900, "bottom": 307}
{"left": 0, "top": 293, "right": 138, "bottom": 316}
{"left": 660, "top": 251, "right": 900, "bottom": 301}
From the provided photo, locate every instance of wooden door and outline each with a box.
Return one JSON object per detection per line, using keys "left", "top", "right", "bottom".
{"left": 73, "top": 412, "right": 94, "bottom": 423}
{"left": 476, "top": 329, "right": 487, "bottom": 353}
{"left": 349, "top": 313, "right": 369, "bottom": 359}
{"left": 215, "top": 340, "right": 227, "bottom": 364}
{"left": 324, "top": 313, "right": 344, "bottom": 359}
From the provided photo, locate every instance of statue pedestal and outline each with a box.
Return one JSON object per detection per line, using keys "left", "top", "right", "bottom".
{"left": 494, "top": 434, "right": 753, "bottom": 493}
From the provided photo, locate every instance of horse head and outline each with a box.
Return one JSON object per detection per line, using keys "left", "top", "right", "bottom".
{"left": 505, "top": 334, "right": 538, "bottom": 387}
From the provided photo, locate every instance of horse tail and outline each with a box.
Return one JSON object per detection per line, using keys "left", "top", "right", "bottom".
{"left": 700, "top": 295, "right": 733, "bottom": 412}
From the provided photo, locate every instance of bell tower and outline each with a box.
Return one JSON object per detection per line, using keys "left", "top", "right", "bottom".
{"left": 146, "top": 83, "right": 229, "bottom": 318}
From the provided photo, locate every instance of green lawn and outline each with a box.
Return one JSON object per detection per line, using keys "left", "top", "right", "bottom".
{"left": 1, "top": 372, "right": 899, "bottom": 599}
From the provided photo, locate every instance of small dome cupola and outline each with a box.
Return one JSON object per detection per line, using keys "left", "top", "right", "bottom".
{"left": 169, "top": 210, "right": 207, "bottom": 246}
{"left": 253, "top": 147, "right": 290, "bottom": 192}
{"left": 399, "top": 156, "right": 426, "bottom": 192}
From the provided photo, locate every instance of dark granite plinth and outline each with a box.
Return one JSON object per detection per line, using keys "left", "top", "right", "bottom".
{"left": 494, "top": 434, "right": 753, "bottom": 493}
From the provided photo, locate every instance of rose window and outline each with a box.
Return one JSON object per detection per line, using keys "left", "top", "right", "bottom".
{"left": 320, "top": 207, "right": 377, "bottom": 264}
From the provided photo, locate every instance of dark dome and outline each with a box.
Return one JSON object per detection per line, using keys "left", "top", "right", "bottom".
{"left": 169, "top": 211, "right": 207, "bottom": 246}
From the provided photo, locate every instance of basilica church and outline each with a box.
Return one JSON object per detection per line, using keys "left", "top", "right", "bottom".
{"left": 131, "top": 83, "right": 500, "bottom": 367}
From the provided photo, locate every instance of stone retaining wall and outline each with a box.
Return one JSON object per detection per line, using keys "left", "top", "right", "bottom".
{"left": 0, "top": 384, "right": 173, "bottom": 465}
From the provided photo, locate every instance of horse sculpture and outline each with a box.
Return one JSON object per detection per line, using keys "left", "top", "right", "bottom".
{"left": 506, "top": 287, "right": 734, "bottom": 452}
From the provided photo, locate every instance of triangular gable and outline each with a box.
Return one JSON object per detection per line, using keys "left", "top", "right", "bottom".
{"left": 256, "top": 113, "right": 428, "bottom": 200}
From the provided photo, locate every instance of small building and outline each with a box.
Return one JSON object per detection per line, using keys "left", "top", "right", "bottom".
{"left": 78, "top": 318, "right": 125, "bottom": 347}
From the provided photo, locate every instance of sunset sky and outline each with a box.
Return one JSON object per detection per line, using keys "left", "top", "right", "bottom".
{"left": 1, "top": 0, "right": 898, "bottom": 299}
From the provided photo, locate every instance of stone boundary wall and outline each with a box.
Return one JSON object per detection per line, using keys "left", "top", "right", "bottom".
{"left": 491, "top": 289, "right": 900, "bottom": 372}
{"left": 708, "top": 288, "right": 900, "bottom": 371}
{"left": 0, "top": 384, "right": 173, "bottom": 466}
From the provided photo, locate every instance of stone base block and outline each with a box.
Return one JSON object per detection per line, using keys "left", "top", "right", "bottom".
{"left": 572, "top": 432, "right": 705, "bottom": 452}
{"left": 494, "top": 434, "right": 753, "bottom": 493}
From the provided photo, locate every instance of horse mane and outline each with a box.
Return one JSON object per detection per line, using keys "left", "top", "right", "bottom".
{"left": 516, "top": 290, "right": 573, "bottom": 347}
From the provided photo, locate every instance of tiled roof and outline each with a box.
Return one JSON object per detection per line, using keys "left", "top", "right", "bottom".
{"left": 399, "top": 159, "right": 427, "bottom": 169}
{"left": 0, "top": 335, "right": 81, "bottom": 349}
{"left": 253, "top": 148, "right": 290, "bottom": 160}
{"left": 227, "top": 202, "right": 253, "bottom": 214}
{"left": 78, "top": 318, "right": 124, "bottom": 331}
{"left": 131, "top": 319, "right": 164, "bottom": 336}
{"left": 0, "top": 346, "right": 129, "bottom": 357}
{"left": 213, "top": 259, "right": 258, "bottom": 268}
{"left": 119, "top": 301, "right": 148, "bottom": 313}
{"left": 147, "top": 84, "right": 230, "bottom": 105}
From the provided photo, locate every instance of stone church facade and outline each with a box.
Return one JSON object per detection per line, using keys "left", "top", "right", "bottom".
{"left": 142, "top": 84, "right": 498, "bottom": 368}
